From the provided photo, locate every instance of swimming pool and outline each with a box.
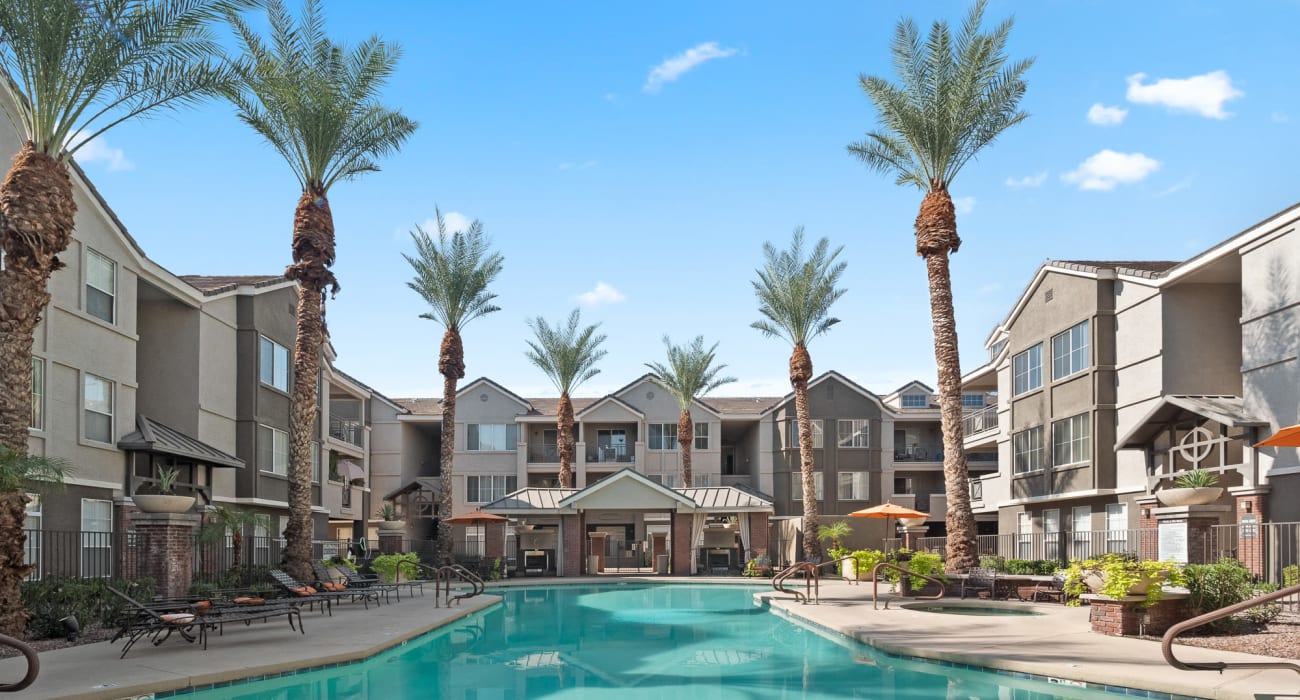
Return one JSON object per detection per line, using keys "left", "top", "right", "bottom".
{"left": 182, "top": 584, "right": 1132, "bottom": 699}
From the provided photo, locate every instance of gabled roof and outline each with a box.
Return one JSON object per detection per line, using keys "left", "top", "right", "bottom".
{"left": 1116, "top": 395, "right": 1269, "bottom": 449}
{"left": 117, "top": 416, "right": 244, "bottom": 468}
{"left": 556, "top": 468, "right": 697, "bottom": 509}
{"left": 697, "top": 396, "right": 782, "bottom": 416}
{"left": 889, "top": 380, "right": 935, "bottom": 396}
{"left": 179, "top": 275, "right": 290, "bottom": 296}
{"left": 523, "top": 397, "right": 598, "bottom": 417}
{"left": 483, "top": 487, "right": 579, "bottom": 513}
{"left": 762, "top": 370, "right": 888, "bottom": 417}
{"left": 1051, "top": 260, "right": 1181, "bottom": 279}
{"left": 679, "top": 485, "right": 773, "bottom": 511}
{"left": 393, "top": 397, "right": 443, "bottom": 416}
{"left": 576, "top": 394, "right": 644, "bottom": 420}
{"left": 384, "top": 477, "right": 441, "bottom": 500}
{"left": 458, "top": 376, "right": 533, "bottom": 410}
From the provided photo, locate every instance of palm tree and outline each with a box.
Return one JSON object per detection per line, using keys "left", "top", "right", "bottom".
{"left": 404, "top": 211, "right": 504, "bottom": 564}
{"left": 752, "top": 228, "right": 846, "bottom": 562}
{"left": 0, "top": 447, "right": 68, "bottom": 637}
{"left": 847, "top": 0, "right": 1031, "bottom": 573}
{"left": 816, "top": 520, "right": 852, "bottom": 553}
{"left": 225, "top": 0, "right": 417, "bottom": 581}
{"left": 644, "top": 336, "right": 735, "bottom": 487}
{"left": 197, "top": 506, "right": 270, "bottom": 578}
{"left": 524, "top": 310, "right": 607, "bottom": 488}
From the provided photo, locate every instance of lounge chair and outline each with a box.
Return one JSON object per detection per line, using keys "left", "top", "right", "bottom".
{"left": 269, "top": 569, "right": 380, "bottom": 612}
{"left": 107, "top": 586, "right": 205, "bottom": 658}
{"left": 960, "top": 567, "right": 997, "bottom": 600}
{"left": 337, "top": 561, "right": 426, "bottom": 601}
{"left": 1031, "top": 573, "right": 1068, "bottom": 604}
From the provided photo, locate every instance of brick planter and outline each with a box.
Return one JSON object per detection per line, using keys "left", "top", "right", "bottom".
{"left": 1082, "top": 593, "right": 1192, "bottom": 637}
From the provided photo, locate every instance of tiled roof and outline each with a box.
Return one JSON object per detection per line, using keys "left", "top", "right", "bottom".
{"left": 523, "top": 398, "right": 598, "bottom": 417}
{"left": 179, "top": 275, "right": 289, "bottom": 295}
{"left": 393, "top": 397, "right": 443, "bottom": 415}
{"left": 117, "top": 416, "right": 244, "bottom": 468}
{"left": 698, "top": 397, "right": 781, "bottom": 415}
{"left": 1051, "top": 260, "right": 1181, "bottom": 279}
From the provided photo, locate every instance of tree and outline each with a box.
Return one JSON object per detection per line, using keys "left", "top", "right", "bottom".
{"left": 752, "top": 228, "right": 846, "bottom": 562}
{"left": 0, "top": 0, "right": 235, "bottom": 639}
{"left": 0, "top": 447, "right": 68, "bottom": 636}
{"left": 405, "top": 211, "right": 504, "bottom": 564}
{"left": 197, "top": 506, "right": 270, "bottom": 577}
{"left": 226, "top": 0, "right": 417, "bottom": 581}
{"left": 524, "top": 310, "right": 607, "bottom": 488}
{"left": 816, "top": 520, "right": 852, "bottom": 553}
{"left": 644, "top": 336, "right": 735, "bottom": 487}
{"left": 847, "top": 0, "right": 1032, "bottom": 573}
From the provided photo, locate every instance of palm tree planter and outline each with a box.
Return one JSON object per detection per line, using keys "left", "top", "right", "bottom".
{"left": 1155, "top": 468, "right": 1224, "bottom": 506}
{"left": 133, "top": 467, "right": 195, "bottom": 514}
{"left": 377, "top": 503, "right": 404, "bottom": 531}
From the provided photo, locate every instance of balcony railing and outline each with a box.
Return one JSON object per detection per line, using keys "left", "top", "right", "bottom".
{"left": 588, "top": 444, "right": 634, "bottom": 464}
{"left": 892, "top": 444, "right": 942, "bottom": 462}
{"left": 528, "top": 445, "right": 560, "bottom": 463}
{"left": 329, "top": 417, "right": 364, "bottom": 447}
{"left": 962, "top": 405, "right": 998, "bottom": 437}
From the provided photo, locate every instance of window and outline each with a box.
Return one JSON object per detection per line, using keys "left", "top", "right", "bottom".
{"left": 83, "top": 373, "right": 113, "bottom": 443}
{"left": 257, "top": 425, "right": 288, "bottom": 475}
{"left": 464, "top": 525, "right": 485, "bottom": 557}
{"left": 791, "top": 472, "right": 824, "bottom": 501}
{"left": 466, "top": 475, "right": 517, "bottom": 504}
{"left": 277, "top": 515, "right": 289, "bottom": 545}
{"left": 30, "top": 358, "right": 43, "bottom": 430}
{"left": 901, "top": 394, "right": 927, "bottom": 408}
{"left": 894, "top": 477, "right": 914, "bottom": 495}
{"left": 1017, "top": 512, "right": 1033, "bottom": 560}
{"left": 989, "top": 339, "right": 1007, "bottom": 361}
{"left": 837, "top": 419, "right": 870, "bottom": 448}
{"left": 649, "top": 423, "right": 678, "bottom": 450}
{"left": 694, "top": 422, "right": 709, "bottom": 450}
{"left": 259, "top": 336, "right": 289, "bottom": 391}
{"left": 1051, "top": 320, "right": 1090, "bottom": 380}
{"left": 650, "top": 474, "right": 678, "bottom": 488}
{"left": 1052, "top": 414, "right": 1091, "bottom": 467}
{"left": 85, "top": 249, "right": 116, "bottom": 323}
{"left": 311, "top": 442, "right": 321, "bottom": 484}
{"left": 1043, "top": 509, "right": 1061, "bottom": 562}
{"left": 1013, "top": 344, "right": 1043, "bottom": 395}
{"left": 24, "top": 493, "right": 41, "bottom": 580}
{"left": 1072, "top": 506, "right": 1092, "bottom": 560}
{"left": 253, "top": 521, "right": 270, "bottom": 565}
{"left": 962, "top": 393, "right": 985, "bottom": 409}
{"left": 1105, "top": 503, "right": 1129, "bottom": 553}
{"left": 1012, "top": 426, "right": 1044, "bottom": 474}
{"left": 784, "top": 419, "right": 823, "bottom": 449}
{"left": 838, "top": 472, "right": 869, "bottom": 501}
{"left": 468, "top": 424, "right": 518, "bottom": 451}
{"left": 80, "top": 499, "right": 112, "bottom": 577}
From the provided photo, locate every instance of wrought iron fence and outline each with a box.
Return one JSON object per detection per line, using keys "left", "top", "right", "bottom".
{"left": 1207, "top": 521, "right": 1300, "bottom": 585}
{"left": 912, "top": 529, "right": 1159, "bottom": 563}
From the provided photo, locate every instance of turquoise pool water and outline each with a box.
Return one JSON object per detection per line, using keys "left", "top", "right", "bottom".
{"left": 185, "top": 584, "right": 1126, "bottom": 699}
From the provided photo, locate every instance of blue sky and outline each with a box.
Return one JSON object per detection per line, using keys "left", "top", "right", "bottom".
{"left": 77, "top": 1, "right": 1300, "bottom": 399}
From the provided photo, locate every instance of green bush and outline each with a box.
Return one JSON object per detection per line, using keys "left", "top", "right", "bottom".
{"left": 979, "top": 555, "right": 1007, "bottom": 572}
{"left": 371, "top": 552, "right": 420, "bottom": 582}
{"left": 22, "top": 577, "right": 156, "bottom": 640}
{"left": 851, "top": 549, "right": 887, "bottom": 578}
{"left": 1183, "top": 558, "right": 1259, "bottom": 631}
{"left": 1063, "top": 553, "right": 1184, "bottom": 608}
{"left": 902, "top": 551, "right": 948, "bottom": 590}
{"left": 1284, "top": 565, "right": 1299, "bottom": 589}
{"left": 1004, "top": 559, "right": 1058, "bottom": 575}
{"left": 1243, "top": 583, "right": 1282, "bottom": 625}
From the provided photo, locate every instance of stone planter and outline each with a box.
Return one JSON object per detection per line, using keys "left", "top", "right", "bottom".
{"left": 1155, "top": 487, "right": 1224, "bottom": 507}
{"left": 899, "top": 517, "right": 927, "bottom": 526}
{"left": 378, "top": 520, "right": 405, "bottom": 531}
{"left": 133, "top": 494, "right": 196, "bottom": 514}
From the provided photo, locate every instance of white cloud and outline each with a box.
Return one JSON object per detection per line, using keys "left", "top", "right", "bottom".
{"left": 439, "top": 211, "right": 473, "bottom": 234}
{"left": 72, "top": 136, "right": 132, "bottom": 171}
{"left": 575, "top": 282, "right": 626, "bottom": 308}
{"left": 1125, "top": 70, "right": 1243, "bottom": 119}
{"left": 1157, "top": 177, "right": 1193, "bottom": 197}
{"left": 1086, "top": 103, "right": 1128, "bottom": 126}
{"left": 1062, "top": 150, "right": 1160, "bottom": 191}
{"left": 558, "top": 160, "right": 597, "bottom": 171}
{"left": 953, "top": 196, "right": 975, "bottom": 215}
{"left": 1005, "top": 171, "right": 1047, "bottom": 189}
{"left": 643, "top": 41, "right": 738, "bottom": 93}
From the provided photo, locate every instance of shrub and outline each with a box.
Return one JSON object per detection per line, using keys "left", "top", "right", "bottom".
{"left": 903, "top": 551, "right": 947, "bottom": 590}
{"left": 1063, "top": 553, "right": 1184, "bottom": 608}
{"left": 1243, "top": 583, "right": 1282, "bottom": 625}
{"left": 1284, "top": 565, "right": 1299, "bottom": 589}
{"left": 979, "top": 555, "right": 1006, "bottom": 572}
{"left": 1004, "top": 559, "right": 1058, "bottom": 575}
{"left": 851, "top": 549, "right": 888, "bottom": 578}
{"left": 1173, "top": 468, "right": 1219, "bottom": 489}
{"left": 371, "top": 552, "right": 420, "bottom": 582}
{"left": 22, "top": 577, "right": 156, "bottom": 640}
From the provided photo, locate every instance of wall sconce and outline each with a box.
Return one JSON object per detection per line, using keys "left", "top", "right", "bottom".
{"left": 1141, "top": 508, "right": 1150, "bottom": 519}
{"left": 1242, "top": 501, "right": 1252, "bottom": 513}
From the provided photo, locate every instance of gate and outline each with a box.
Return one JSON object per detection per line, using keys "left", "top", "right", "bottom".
{"left": 603, "top": 537, "right": 651, "bottom": 572}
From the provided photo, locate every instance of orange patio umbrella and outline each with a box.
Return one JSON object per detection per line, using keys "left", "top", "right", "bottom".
{"left": 849, "top": 502, "right": 930, "bottom": 550}
{"left": 443, "top": 510, "right": 509, "bottom": 525}
{"left": 1256, "top": 424, "right": 1300, "bottom": 448}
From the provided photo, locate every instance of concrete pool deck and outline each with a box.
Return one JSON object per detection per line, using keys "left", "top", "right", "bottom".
{"left": 2, "top": 576, "right": 1296, "bottom": 700}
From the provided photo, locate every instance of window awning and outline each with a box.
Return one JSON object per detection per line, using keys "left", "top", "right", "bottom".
{"left": 339, "top": 459, "right": 365, "bottom": 482}
{"left": 1116, "top": 395, "right": 1268, "bottom": 449}
{"left": 117, "top": 415, "right": 243, "bottom": 468}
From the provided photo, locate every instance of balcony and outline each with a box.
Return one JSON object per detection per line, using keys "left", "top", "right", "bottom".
{"left": 962, "top": 405, "right": 998, "bottom": 437}
{"left": 892, "top": 443, "right": 942, "bottom": 463}
{"left": 587, "top": 443, "right": 634, "bottom": 464}
{"left": 528, "top": 444, "right": 559, "bottom": 463}
{"left": 329, "top": 417, "right": 364, "bottom": 447}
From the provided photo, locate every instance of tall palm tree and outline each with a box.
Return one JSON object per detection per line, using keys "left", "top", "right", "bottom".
{"left": 226, "top": 0, "right": 417, "bottom": 581}
{"left": 0, "top": 0, "right": 234, "bottom": 639}
{"left": 752, "top": 228, "right": 846, "bottom": 562}
{"left": 197, "top": 506, "right": 270, "bottom": 577}
{"left": 0, "top": 447, "right": 68, "bottom": 637}
{"left": 644, "top": 336, "right": 735, "bottom": 487}
{"left": 847, "top": 0, "right": 1031, "bottom": 573}
{"left": 405, "top": 211, "right": 504, "bottom": 564}
{"left": 524, "top": 310, "right": 607, "bottom": 488}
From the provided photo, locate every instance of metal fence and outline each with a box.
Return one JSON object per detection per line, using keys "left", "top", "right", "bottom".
{"left": 912, "top": 529, "right": 1159, "bottom": 563}
{"left": 1206, "top": 521, "right": 1300, "bottom": 585}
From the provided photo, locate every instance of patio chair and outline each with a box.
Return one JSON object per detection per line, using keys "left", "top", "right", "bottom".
{"left": 959, "top": 567, "right": 997, "bottom": 600}
{"left": 1031, "top": 573, "right": 1068, "bottom": 604}
{"left": 337, "top": 561, "right": 426, "bottom": 601}
{"left": 269, "top": 569, "right": 381, "bottom": 613}
{"left": 106, "top": 586, "right": 204, "bottom": 658}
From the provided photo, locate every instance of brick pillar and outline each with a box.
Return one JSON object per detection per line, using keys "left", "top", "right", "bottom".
{"left": 485, "top": 523, "right": 505, "bottom": 562}
{"left": 129, "top": 512, "right": 200, "bottom": 600}
{"left": 1234, "top": 490, "right": 1268, "bottom": 577}
{"left": 672, "top": 514, "right": 693, "bottom": 575}
{"left": 1088, "top": 596, "right": 1191, "bottom": 636}
{"left": 1135, "top": 497, "right": 1159, "bottom": 562}
{"left": 561, "top": 514, "right": 582, "bottom": 577}
{"left": 900, "top": 525, "right": 929, "bottom": 550}
{"left": 588, "top": 532, "right": 607, "bottom": 573}
{"left": 748, "top": 513, "right": 769, "bottom": 558}
{"left": 378, "top": 531, "right": 402, "bottom": 554}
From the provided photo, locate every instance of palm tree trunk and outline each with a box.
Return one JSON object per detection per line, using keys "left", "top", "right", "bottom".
{"left": 0, "top": 491, "right": 32, "bottom": 637}
{"left": 232, "top": 530, "right": 244, "bottom": 574}
{"left": 0, "top": 146, "right": 76, "bottom": 454}
{"left": 677, "top": 408, "right": 693, "bottom": 487}
{"left": 557, "top": 394, "right": 574, "bottom": 488}
{"left": 438, "top": 328, "right": 464, "bottom": 564}
{"left": 282, "top": 190, "right": 338, "bottom": 583}
{"left": 916, "top": 186, "right": 977, "bottom": 574}
{"left": 791, "top": 343, "right": 820, "bottom": 562}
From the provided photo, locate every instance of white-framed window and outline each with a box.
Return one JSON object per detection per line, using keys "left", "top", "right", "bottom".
{"left": 837, "top": 419, "right": 870, "bottom": 448}
{"left": 901, "top": 394, "right": 927, "bottom": 408}
{"left": 837, "top": 472, "right": 869, "bottom": 501}
{"left": 694, "top": 422, "right": 709, "bottom": 450}
{"left": 1017, "top": 512, "right": 1033, "bottom": 560}
{"left": 83, "top": 373, "right": 114, "bottom": 444}
{"left": 1052, "top": 413, "right": 1091, "bottom": 467}
{"left": 466, "top": 475, "right": 517, "bottom": 504}
{"left": 1043, "top": 508, "right": 1061, "bottom": 562}
{"left": 24, "top": 493, "right": 41, "bottom": 580}
{"left": 465, "top": 525, "right": 485, "bottom": 557}
{"left": 80, "top": 498, "right": 113, "bottom": 577}
{"left": 254, "top": 521, "right": 270, "bottom": 565}
{"left": 257, "top": 425, "right": 288, "bottom": 475}
{"left": 784, "top": 419, "right": 824, "bottom": 449}
{"left": 277, "top": 515, "right": 289, "bottom": 545}
{"left": 791, "top": 472, "right": 824, "bottom": 501}
{"left": 1071, "top": 506, "right": 1092, "bottom": 560}
{"left": 30, "top": 357, "right": 44, "bottom": 430}
{"left": 311, "top": 442, "right": 321, "bottom": 484}
{"left": 649, "top": 423, "right": 678, "bottom": 450}
{"left": 962, "top": 393, "right": 986, "bottom": 408}
{"left": 1012, "top": 426, "right": 1044, "bottom": 474}
{"left": 468, "top": 424, "right": 518, "bottom": 451}
{"left": 649, "top": 474, "right": 678, "bottom": 488}
{"left": 85, "top": 248, "right": 116, "bottom": 323}
{"left": 1013, "top": 344, "right": 1043, "bottom": 396}
{"left": 1051, "top": 320, "right": 1090, "bottom": 380}
{"left": 259, "top": 336, "right": 289, "bottom": 391}
{"left": 1105, "top": 503, "right": 1129, "bottom": 553}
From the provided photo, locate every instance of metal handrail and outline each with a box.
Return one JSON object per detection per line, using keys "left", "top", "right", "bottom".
{"left": 870, "top": 562, "right": 947, "bottom": 610}
{"left": 772, "top": 562, "right": 820, "bottom": 604}
{"left": 0, "top": 633, "right": 38, "bottom": 692}
{"left": 814, "top": 555, "right": 862, "bottom": 586}
{"left": 1162, "top": 582, "right": 1300, "bottom": 676}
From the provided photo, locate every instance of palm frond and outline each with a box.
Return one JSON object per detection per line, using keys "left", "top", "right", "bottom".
{"left": 751, "top": 228, "right": 847, "bottom": 348}
{"left": 645, "top": 335, "right": 736, "bottom": 411}
{"left": 0, "top": 446, "right": 70, "bottom": 493}
{"left": 524, "top": 309, "right": 608, "bottom": 395}
{"left": 405, "top": 208, "right": 505, "bottom": 332}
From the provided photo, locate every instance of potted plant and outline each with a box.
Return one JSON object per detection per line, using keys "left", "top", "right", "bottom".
{"left": 377, "top": 503, "right": 404, "bottom": 531}
{"left": 1063, "top": 553, "right": 1186, "bottom": 607}
{"left": 1156, "top": 468, "right": 1224, "bottom": 506}
{"left": 134, "top": 467, "right": 195, "bottom": 513}
{"left": 851, "top": 548, "right": 887, "bottom": 581}
{"left": 817, "top": 520, "right": 853, "bottom": 576}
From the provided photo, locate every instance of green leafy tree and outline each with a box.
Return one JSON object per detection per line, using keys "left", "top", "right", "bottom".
{"left": 645, "top": 336, "right": 735, "bottom": 487}
{"left": 0, "top": 447, "right": 68, "bottom": 636}
{"left": 405, "top": 211, "right": 504, "bottom": 563}
{"left": 848, "top": 0, "right": 1032, "bottom": 573}
{"left": 225, "top": 0, "right": 417, "bottom": 581}
{"left": 751, "top": 228, "right": 846, "bottom": 562}
{"left": 524, "top": 310, "right": 607, "bottom": 488}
